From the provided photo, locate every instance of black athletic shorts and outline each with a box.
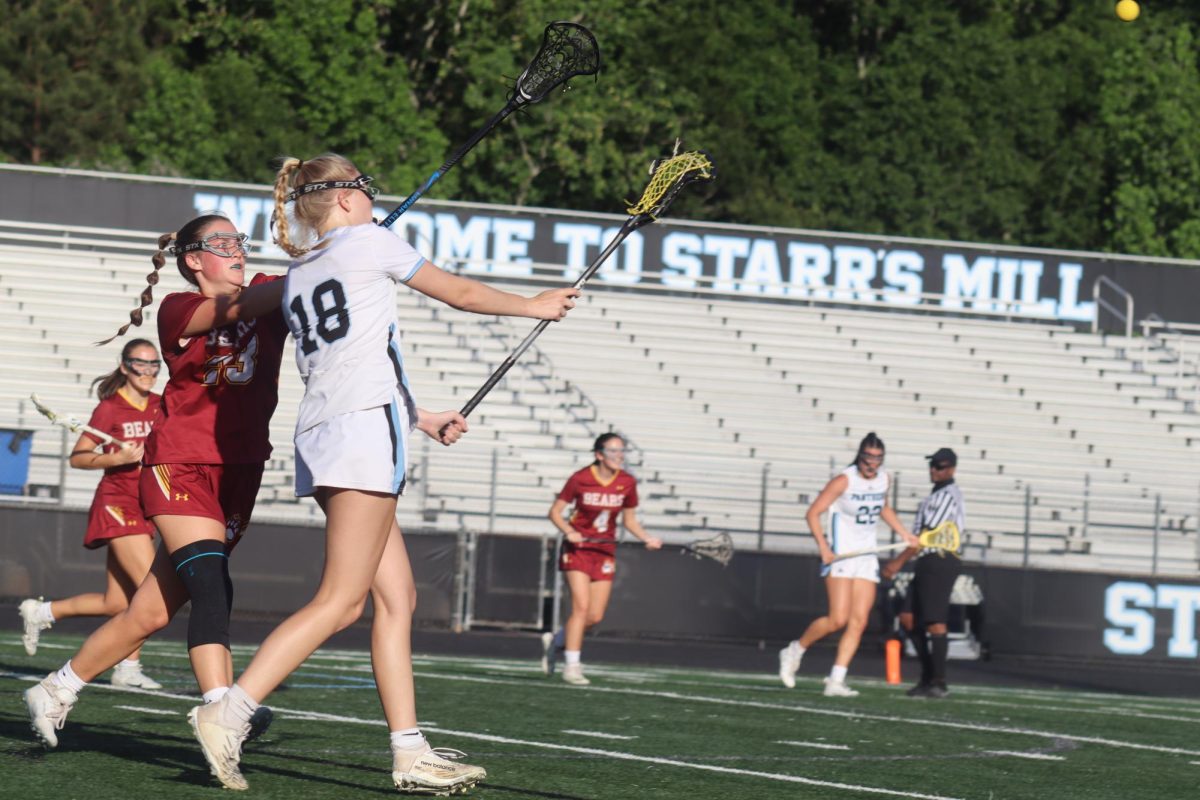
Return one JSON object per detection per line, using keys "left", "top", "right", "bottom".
{"left": 911, "top": 553, "right": 962, "bottom": 625}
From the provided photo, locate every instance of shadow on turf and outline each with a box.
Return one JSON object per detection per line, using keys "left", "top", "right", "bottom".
{"left": 3, "top": 708, "right": 599, "bottom": 798}
{"left": 0, "top": 709, "right": 395, "bottom": 794}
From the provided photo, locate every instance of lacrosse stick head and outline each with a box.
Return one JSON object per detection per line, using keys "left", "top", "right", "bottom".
{"left": 919, "top": 521, "right": 961, "bottom": 551}
{"left": 513, "top": 21, "right": 600, "bottom": 105}
{"left": 29, "top": 394, "right": 60, "bottom": 423}
{"left": 626, "top": 145, "right": 716, "bottom": 225}
{"left": 689, "top": 532, "right": 734, "bottom": 567}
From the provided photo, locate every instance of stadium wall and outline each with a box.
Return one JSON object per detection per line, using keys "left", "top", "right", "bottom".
{"left": 4, "top": 505, "right": 1196, "bottom": 666}
{"left": 3, "top": 164, "right": 1200, "bottom": 324}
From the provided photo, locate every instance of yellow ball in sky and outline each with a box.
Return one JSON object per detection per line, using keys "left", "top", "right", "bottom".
{"left": 1116, "top": 0, "right": 1140, "bottom": 21}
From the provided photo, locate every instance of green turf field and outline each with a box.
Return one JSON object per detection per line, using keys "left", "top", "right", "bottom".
{"left": 2, "top": 634, "right": 1196, "bottom": 799}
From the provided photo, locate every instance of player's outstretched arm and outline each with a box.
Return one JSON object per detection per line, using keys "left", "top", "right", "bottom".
{"left": 415, "top": 408, "right": 468, "bottom": 446}
{"left": 180, "top": 280, "right": 285, "bottom": 337}
{"left": 407, "top": 263, "right": 579, "bottom": 320}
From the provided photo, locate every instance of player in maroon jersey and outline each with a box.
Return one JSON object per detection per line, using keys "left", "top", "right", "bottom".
{"left": 543, "top": 433, "right": 661, "bottom": 685}
{"left": 25, "top": 214, "right": 285, "bottom": 749}
{"left": 19, "top": 339, "right": 164, "bottom": 690}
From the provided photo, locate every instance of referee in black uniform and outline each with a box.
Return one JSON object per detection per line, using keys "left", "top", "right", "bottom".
{"left": 882, "top": 448, "right": 965, "bottom": 698}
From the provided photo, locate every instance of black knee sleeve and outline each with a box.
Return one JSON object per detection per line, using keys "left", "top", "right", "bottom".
{"left": 170, "top": 540, "right": 233, "bottom": 650}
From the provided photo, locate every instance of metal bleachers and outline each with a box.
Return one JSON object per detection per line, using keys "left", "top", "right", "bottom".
{"left": 1, "top": 222, "right": 1197, "bottom": 576}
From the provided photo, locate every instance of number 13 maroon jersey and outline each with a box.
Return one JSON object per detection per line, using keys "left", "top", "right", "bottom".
{"left": 143, "top": 273, "right": 288, "bottom": 465}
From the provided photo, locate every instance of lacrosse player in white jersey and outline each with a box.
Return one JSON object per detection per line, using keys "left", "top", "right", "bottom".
{"left": 187, "top": 153, "right": 579, "bottom": 794}
{"left": 778, "top": 432, "right": 919, "bottom": 696}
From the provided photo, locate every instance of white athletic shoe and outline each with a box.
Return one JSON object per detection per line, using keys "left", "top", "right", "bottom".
{"left": 25, "top": 674, "right": 77, "bottom": 748}
{"left": 188, "top": 701, "right": 249, "bottom": 790}
{"left": 111, "top": 662, "right": 163, "bottom": 690}
{"left": 562, "top": 663, "right": 590, "bottom": 686}
{"left": 540, "top": 632, "right": 556, "bottom": 676}
{"left": 822, "top": 677, "right": 860, "bottom": 698}
{"left": 19, "top": 598, "right": 52, "bottom": 656}
{"left": 392, "top": 745, "right": 486, "bottom": 795}
{"left": 778, "top": 642, "right": 802, "bottom": 689}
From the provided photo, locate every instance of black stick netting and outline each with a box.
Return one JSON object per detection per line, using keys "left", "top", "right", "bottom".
{"left": 515, "top": 21, "right": 600, "bottom": 104}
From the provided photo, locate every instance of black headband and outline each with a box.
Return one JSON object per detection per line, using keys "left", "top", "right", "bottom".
{"left": 285, "top": 174, "right": 376, "bottom": 202}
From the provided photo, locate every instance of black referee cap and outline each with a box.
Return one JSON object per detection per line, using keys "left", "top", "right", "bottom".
{"left": 926, "top": 448, "right": 957, "bottom": 467}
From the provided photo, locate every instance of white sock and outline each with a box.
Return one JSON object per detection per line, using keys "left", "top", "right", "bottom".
{"left": 218, "top": 684, "right": 258, "bottom": 728}
{"left": 390, "top": 727, "right": 427, "bottom": 751}
{"left": 39, "top": 601, "right": 55, "bottom": 624}
{"left": 790, "top": 640, "right": 806, "bottom": 657}
{"left": 830, "top": 665, "right": 848, "bottom": 684}
{"left": 203, "top": 686, "right": 230, "bottom": 704}
{"left": 118, "top": 658, "right": 140, "bottom": 669}
{"left": 53, "top": 661, "right": 87, "bottom": 694}
{"left": 564, "top": 650, "right": 581, "bottom": 666}
{"left": 551, "top": 629, "right": 565, "bottom": 650}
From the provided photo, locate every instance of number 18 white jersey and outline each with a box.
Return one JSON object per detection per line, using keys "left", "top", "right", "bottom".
{"left": 828, "top": 465, "right": 890, "bottom": 555}
{"left": 283, "top": 224, "right": 426, "bottom": 436}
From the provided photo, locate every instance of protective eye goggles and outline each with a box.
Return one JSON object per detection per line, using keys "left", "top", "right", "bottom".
{"left": 285, "top": 174, "right": 378, "bottom": 202}
{"left": 858, "top": 452, "right": 885, "bottom": 465}
{"left": 123, "top": 357, "right": 162, "bottom": 375}
{"left": 170, "top": 232, "right": 252, "bottom": 258}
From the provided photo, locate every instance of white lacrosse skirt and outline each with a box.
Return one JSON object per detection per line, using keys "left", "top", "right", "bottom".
{"left": 294, "top": 398, "right": 410, "bottom": 497}
{"left": 820, "top": 554, "right": 880, "bottom": 583}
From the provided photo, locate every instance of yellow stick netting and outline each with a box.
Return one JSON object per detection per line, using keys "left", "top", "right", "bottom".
{"left": 626, "top": 150, "right": 714, "bottom": 216}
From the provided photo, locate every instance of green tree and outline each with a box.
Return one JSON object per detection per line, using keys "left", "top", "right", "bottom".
{"left": 126, "top": 0, "right": 450, "bottom": 193}
{"left": 1099, "top": 15, "right": 1200, "bottom": 258}
{"left": 0, "top": 0, "right": 152, "bottom": 165}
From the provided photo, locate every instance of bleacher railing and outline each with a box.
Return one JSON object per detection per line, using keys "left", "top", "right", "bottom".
{"left": 2, "top": 221, "right": 1197, "bottom": 579}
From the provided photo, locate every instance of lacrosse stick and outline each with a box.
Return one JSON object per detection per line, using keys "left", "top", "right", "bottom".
{"left": 452, "top": 144, "right": 716, "bottom": 424}
{"left": 379, "top": 21, "right": 600, "bottom": 229}
{"left": 830, "top": 520, "right": 960, "bottom": 562}
{"left": 29, "top": 393, "right": 126, "bottom": 447}
{"left": 580, "top": 531, "right": 734, "bottom": 567}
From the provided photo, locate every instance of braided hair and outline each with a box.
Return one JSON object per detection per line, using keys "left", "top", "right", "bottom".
{"left": 97, "top": 214, "right": 228, "bottom": 346}
{"left": 271, "top": 153, "right": 360, "bottom": 258}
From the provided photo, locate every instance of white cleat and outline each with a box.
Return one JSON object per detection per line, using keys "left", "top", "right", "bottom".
{"left": 778, "top": 643, "right": 802, "bottom": 689}
{"left": 25, "top": 674, "right": 77, "bottom": 748}
{"left": 19, "top": 598, "right": 52, "bottom": 656}
{"left": 822, "top": 677, "right": 860, "bottom": 698}
{"left": 392, "top": 746, "right": 486, "bottom": 795}
{"left": 111, "top": 662, "right": 163, "bottom": 690}
{"left": 561, "top": 663, "right": 590, "bottom": 686}
{"left": 540, "top": 632, "right": 556, "bottom": 676}
{"left": 188, "top": 701, "right": 249, "bottom": 790}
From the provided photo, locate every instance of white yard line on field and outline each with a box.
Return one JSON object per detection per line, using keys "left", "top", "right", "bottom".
{"left": 980, "top": 750, "right": 1065, "bottom": 762}
{"left": 561, "top": 729, "right": 638, "bottom": 740}
{"left": 777, "top": 740, "right": 852, "bottom": 751}
{"left": 0, "top": 668, "right": 962, "bottom": 800}
{"left": 406, "top": 670, "right": 1200, "bottom": 757}
{"left": 113, "top": 705, "right": 179, "bottom": 716}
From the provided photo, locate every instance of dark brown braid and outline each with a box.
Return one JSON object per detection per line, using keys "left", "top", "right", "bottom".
{"left": 96, "top": 214, "right": 227, "bottom": 346}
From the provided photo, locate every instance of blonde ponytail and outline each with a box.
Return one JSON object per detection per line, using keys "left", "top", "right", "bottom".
{"left": 271, "top": 157, "right": 308, "bottom": 258}
{"left": 271, "top": 152, "right": 361, "bottom": 259}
